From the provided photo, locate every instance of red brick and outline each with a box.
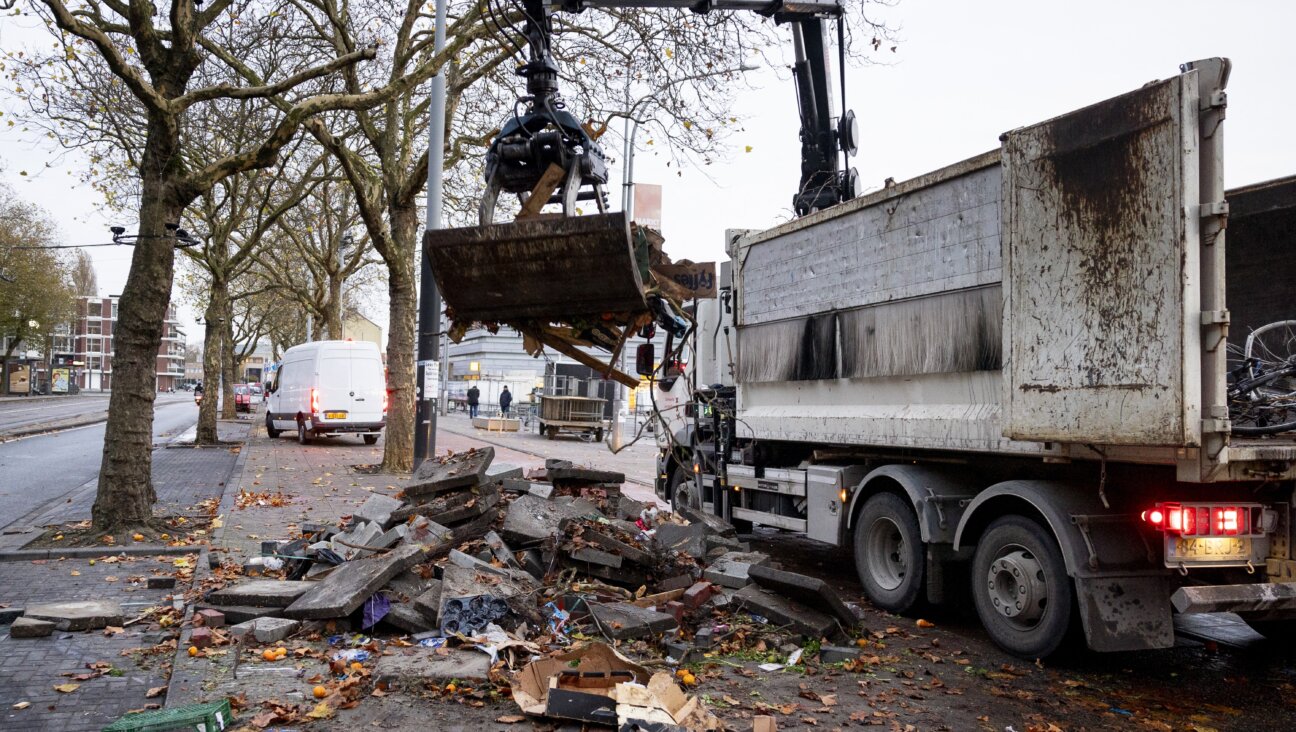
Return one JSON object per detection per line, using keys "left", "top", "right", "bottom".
{"left": 195, "top": 609, "right": 225, "bottom": 628}
{"left": 190, "top": 626, "right": 213, "bottom": 649}
{"left": 664, "top": 601, "right": 686, "bottom": 625}
{"left": 682, "top": 581, "right": 714, "bottom": 610}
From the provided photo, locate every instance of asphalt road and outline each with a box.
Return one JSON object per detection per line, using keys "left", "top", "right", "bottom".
{"left": 0, "top": 397, "right": 198, "bottom": 530}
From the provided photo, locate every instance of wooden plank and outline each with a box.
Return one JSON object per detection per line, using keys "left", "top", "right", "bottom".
{"left": 516, "top": 163, "right": 567, "bottom": 220}
{"left": 522, "top": 325, "right": 638, "bottom": 388}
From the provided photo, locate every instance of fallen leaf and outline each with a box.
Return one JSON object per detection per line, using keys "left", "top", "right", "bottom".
{"left": 145, "top": 687, "right": 165, "bottom": 698}
{"left": 12, "top": 702, "right": 30, "bottom": 710}
{"left": 53, "top": 684, "right": 80, "bottom": 693}
{"left": 307, "top": 701, "right": 333, "bottom": 719}
{"left": 70, "top": 570, "right": 81, "bottom": 576}
{"left": 496, "top": 715, "right": 525, "bottom": 724}
{"left": 916, "top": 618, "right": 936, "bottom": 629}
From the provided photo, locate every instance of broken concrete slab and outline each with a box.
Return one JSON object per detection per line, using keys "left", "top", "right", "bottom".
{"left": 430, "top": 487, "right": 500, "bottom": 526}
{"left": 526, "top": 483, "right": 554, "bottom": 499}
{"left": 206, "top": 580, "right": 314, "bottom": 609}
{"left": 373, "top": 648, "right": 491, "bottom": 688}
{"left": 588, "top": 602, "right": 678, "bottom": 640}
{"left": 24, "top": 600, "right": 123, "bottom": 631}
{"left": 405, "top": 448, "right": 494, "bottom": 501}
{"left": 384, "top": 570, "right": 439, "bottom": 601}
{"left": 9, "top": 616, "right": 54, "bottom": 638}
{"left": 501, "top": 493, "right": 598, "bottom": 546}
{"left": 230, "top": 616, "right": 301, "bottom": 644}
{"left": 702, "top": 551, "right": 770, "bottom": 589}
{"left": 333, "top": 521, "right": 385, "bottom": 559}
{"left": 383, "top": 600, "right": 437, "bottom": 634}
{"left": 436, "top": 564, "right": 536, "bottom": 623}
{"left": 678, "top": 504, "right": 738, "bottom": 538}
{"left": 819, "top": 645, "right": 862, "bottom": 664}
{"left": 353, "top": 493, "right": 405, "bottom": 529}
{"left": 733, "top": 585, "right": 836, "bottom": 638}
{"left": 568, "top": 547, "right": 623, "bottom": 568}
{"left": 545, "top": 459, "right": 573, "bottom": 471}
{"left": 566, "top": 521, "right": 653, "bottom": 566}
{"left": 448, "top": 548, "right": 507, "bottom": 576}
{"left": 194, "top": 604, "right": 281, "bottom": 625}
{"left": 400, "top": 516, "right": 453, "bottom": 547}
{"left": 655, "top": 522, "right": 707, "bottom": 557}
{"left": 747, "top": 564, "right": 857, "bottom": 626}
{"left": 617, "top": 495, "right": 647, "bottom": 521}
{"left": 146, "top": 577, "right": 176, "bottom": 590}
{"left": 412, "top": 580, "right": 444, "bottom": 625}
{"left": 484, "top": 530, "right": 523, "bottom": 570}
{"left": 285, "top": 543, "right": 428, "bottom": 620}
{"left": 484, "top": 462, "right": 524, "bottom": 483}
{"left": 547, "top": 466, "right": 626, "bottom": 484}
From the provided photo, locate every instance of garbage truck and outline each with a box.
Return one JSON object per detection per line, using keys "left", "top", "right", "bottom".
{"left": 648, "top": 58, "right": 1296, "bottom": 657}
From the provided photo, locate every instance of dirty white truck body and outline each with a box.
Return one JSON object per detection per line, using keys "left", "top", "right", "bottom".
{"left": 655, "top": 59, "right": 1296, "bottom": 655}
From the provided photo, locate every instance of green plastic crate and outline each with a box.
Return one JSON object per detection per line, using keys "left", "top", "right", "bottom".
{"left": 102, "top": 699, "right": 231, "bottom": 732}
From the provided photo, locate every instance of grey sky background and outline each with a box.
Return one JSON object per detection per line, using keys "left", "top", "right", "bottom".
{"left": 2, "top": 0, "right": 1294, "bottom": 342}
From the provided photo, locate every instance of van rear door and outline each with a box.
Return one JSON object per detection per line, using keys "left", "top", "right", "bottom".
{"left": 350, "top": 355, "right": 386, "bottom": 423}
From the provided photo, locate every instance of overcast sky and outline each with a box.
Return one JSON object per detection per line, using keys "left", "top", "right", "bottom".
{"left": 3, "top": 0, "right": 1294, "bottom": 341}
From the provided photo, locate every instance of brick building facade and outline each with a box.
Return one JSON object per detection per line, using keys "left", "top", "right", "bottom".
{"left": 74, "top": 296, "right": 186, "bottom": 392}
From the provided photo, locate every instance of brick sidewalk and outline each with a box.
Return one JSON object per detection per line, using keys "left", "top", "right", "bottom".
{"left": 0, "top": 421, "right": 249, "bottom": 731}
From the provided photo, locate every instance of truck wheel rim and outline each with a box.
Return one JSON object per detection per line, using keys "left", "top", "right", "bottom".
{"left": 865, "top": 516, "right": 907, "bottom": 591}
{"left": 987, "top": 547, "right": 1046, "bottom": 625}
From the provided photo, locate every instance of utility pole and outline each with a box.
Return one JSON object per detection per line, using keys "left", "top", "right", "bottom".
{"left": 413, "top": 0, "right": 448, "bottom": 469}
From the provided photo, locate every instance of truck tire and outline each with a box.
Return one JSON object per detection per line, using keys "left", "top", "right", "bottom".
{"left": 669, "top": 467, "right": 700, "bottom": 511}
{"left": 853, "top": 492, "right": 925, "bottom": 613}
{"left": 971, "top": 515, "right": 1073, "bottom": 659}
{"left": 297, "top": 420, "right": 312, "bottom": 445}
{"left": 265, "top": 413, "right": 281, "bottom": 439}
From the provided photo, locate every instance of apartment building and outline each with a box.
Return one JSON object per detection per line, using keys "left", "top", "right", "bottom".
{"left": 74, "top": 296, "right": 186, "bottom": 392}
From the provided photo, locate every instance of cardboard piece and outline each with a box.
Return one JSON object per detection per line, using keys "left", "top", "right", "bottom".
{"left": 512, "top": 643, "right": 649, "bottom": 724}
{"left": 616, "top": 672, "right": 720, "bottom": 731}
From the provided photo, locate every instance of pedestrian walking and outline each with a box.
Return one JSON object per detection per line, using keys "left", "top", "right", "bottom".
{"left": 499, "top": 386, "right": 512, "bottom": 417}
{"left": 466, "top": 384, "right": 480, "bottom": 418}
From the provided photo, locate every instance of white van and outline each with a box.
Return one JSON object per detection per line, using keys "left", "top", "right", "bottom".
{"left": 265, "top": 340, "right": 387, "bottom": 445}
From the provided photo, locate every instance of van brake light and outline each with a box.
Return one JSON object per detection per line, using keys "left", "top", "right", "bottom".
{"left": 383, "top": 389, "right": 389, "bottom": 414}
{"left": 311, "top": 387, "right": 320, "bottom": 414}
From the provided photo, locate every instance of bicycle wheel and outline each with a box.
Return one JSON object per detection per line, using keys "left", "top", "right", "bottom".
{"left": 1229, "top": 320, "right": 1296, "bottom": 435}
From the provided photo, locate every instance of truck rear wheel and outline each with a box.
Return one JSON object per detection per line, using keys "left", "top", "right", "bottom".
{"left": 854, "top": 492, "right": 925, "bottom": 613}
{"left": 971, "top": 515, "right": 1073, "bottom": 659}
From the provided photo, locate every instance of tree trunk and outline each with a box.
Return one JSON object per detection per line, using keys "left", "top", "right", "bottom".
{"left": 326, "top": 277, "right": 343, "bottom": 339}
{"left": 92, "top": 123, "right": 182, "bottom": 532}
{"left": 195, "top": 281, "right": 225, "bottom": 443}
{"left": 380, "top": 203, "right": 419, "bottom": 473}
{"left": 220, "top": 295, "right": 237, "bottom": 420}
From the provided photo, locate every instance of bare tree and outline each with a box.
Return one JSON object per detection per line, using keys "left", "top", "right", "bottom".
{"left": 6, "top": 0, "right": 463, "bottom": 532}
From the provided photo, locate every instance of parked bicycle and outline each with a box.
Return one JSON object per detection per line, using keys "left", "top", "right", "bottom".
{"left": 1228, "top": 320, "right": 1296, "bottom": 435}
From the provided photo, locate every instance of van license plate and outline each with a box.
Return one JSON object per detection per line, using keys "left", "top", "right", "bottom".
{"left": 1167, "top": 537, "right": 1251, "bottom": 561}
{"left": 325, "top": 411, "right": 348, "bottom": 419}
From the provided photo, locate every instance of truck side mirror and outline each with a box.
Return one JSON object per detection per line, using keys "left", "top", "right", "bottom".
{"left": 635, "top": 343, "right": 655, "bottom": 377}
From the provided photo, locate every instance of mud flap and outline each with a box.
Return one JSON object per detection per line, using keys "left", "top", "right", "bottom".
{"left": 1075, "top": 575, "right": 1174, "bottom": 652}
{"left": 424, "top": 212, "right": 645, "bottom": 323}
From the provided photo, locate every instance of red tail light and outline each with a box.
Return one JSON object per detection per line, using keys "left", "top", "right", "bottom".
{"left": 1143, "top": 502, "right": 1260, "bottom": 537}
{"left": 311, "top": 387, "right": 320, "bottom": 414}
{"left": 382, "top": 389, "right": 389, "bottom": 414}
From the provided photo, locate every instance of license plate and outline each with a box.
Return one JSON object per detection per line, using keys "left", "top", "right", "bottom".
{"left": 1166, "top": 537, "right": 1251, "bottom": 561}
{"left": 324, "top": 411, "right": 348, "bottom": 420}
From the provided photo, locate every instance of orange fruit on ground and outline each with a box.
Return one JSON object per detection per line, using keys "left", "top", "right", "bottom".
{"left": 681, "top": 673, "right": 697, "bottom": 686}
{"left": 350, "top": 662, "right": 363, "bottom": 671}
{"left": 262, "top": 650, "right": 277, "bottom": 662}
{"left": 313, "top": 685, "right": 327, "bottom": 699}
{"left": 445, "top": 683, "right": 456, "bottom": 693}
{"left": 188, "top": 646, "right": 198, "bottom": 657}
{"left": 132, "top": 533, "right": 145, "bottom": 542}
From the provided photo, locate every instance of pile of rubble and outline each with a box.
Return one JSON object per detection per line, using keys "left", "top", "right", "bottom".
{"left": 187, "top": 447, "right": 866, "bottom": 727}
